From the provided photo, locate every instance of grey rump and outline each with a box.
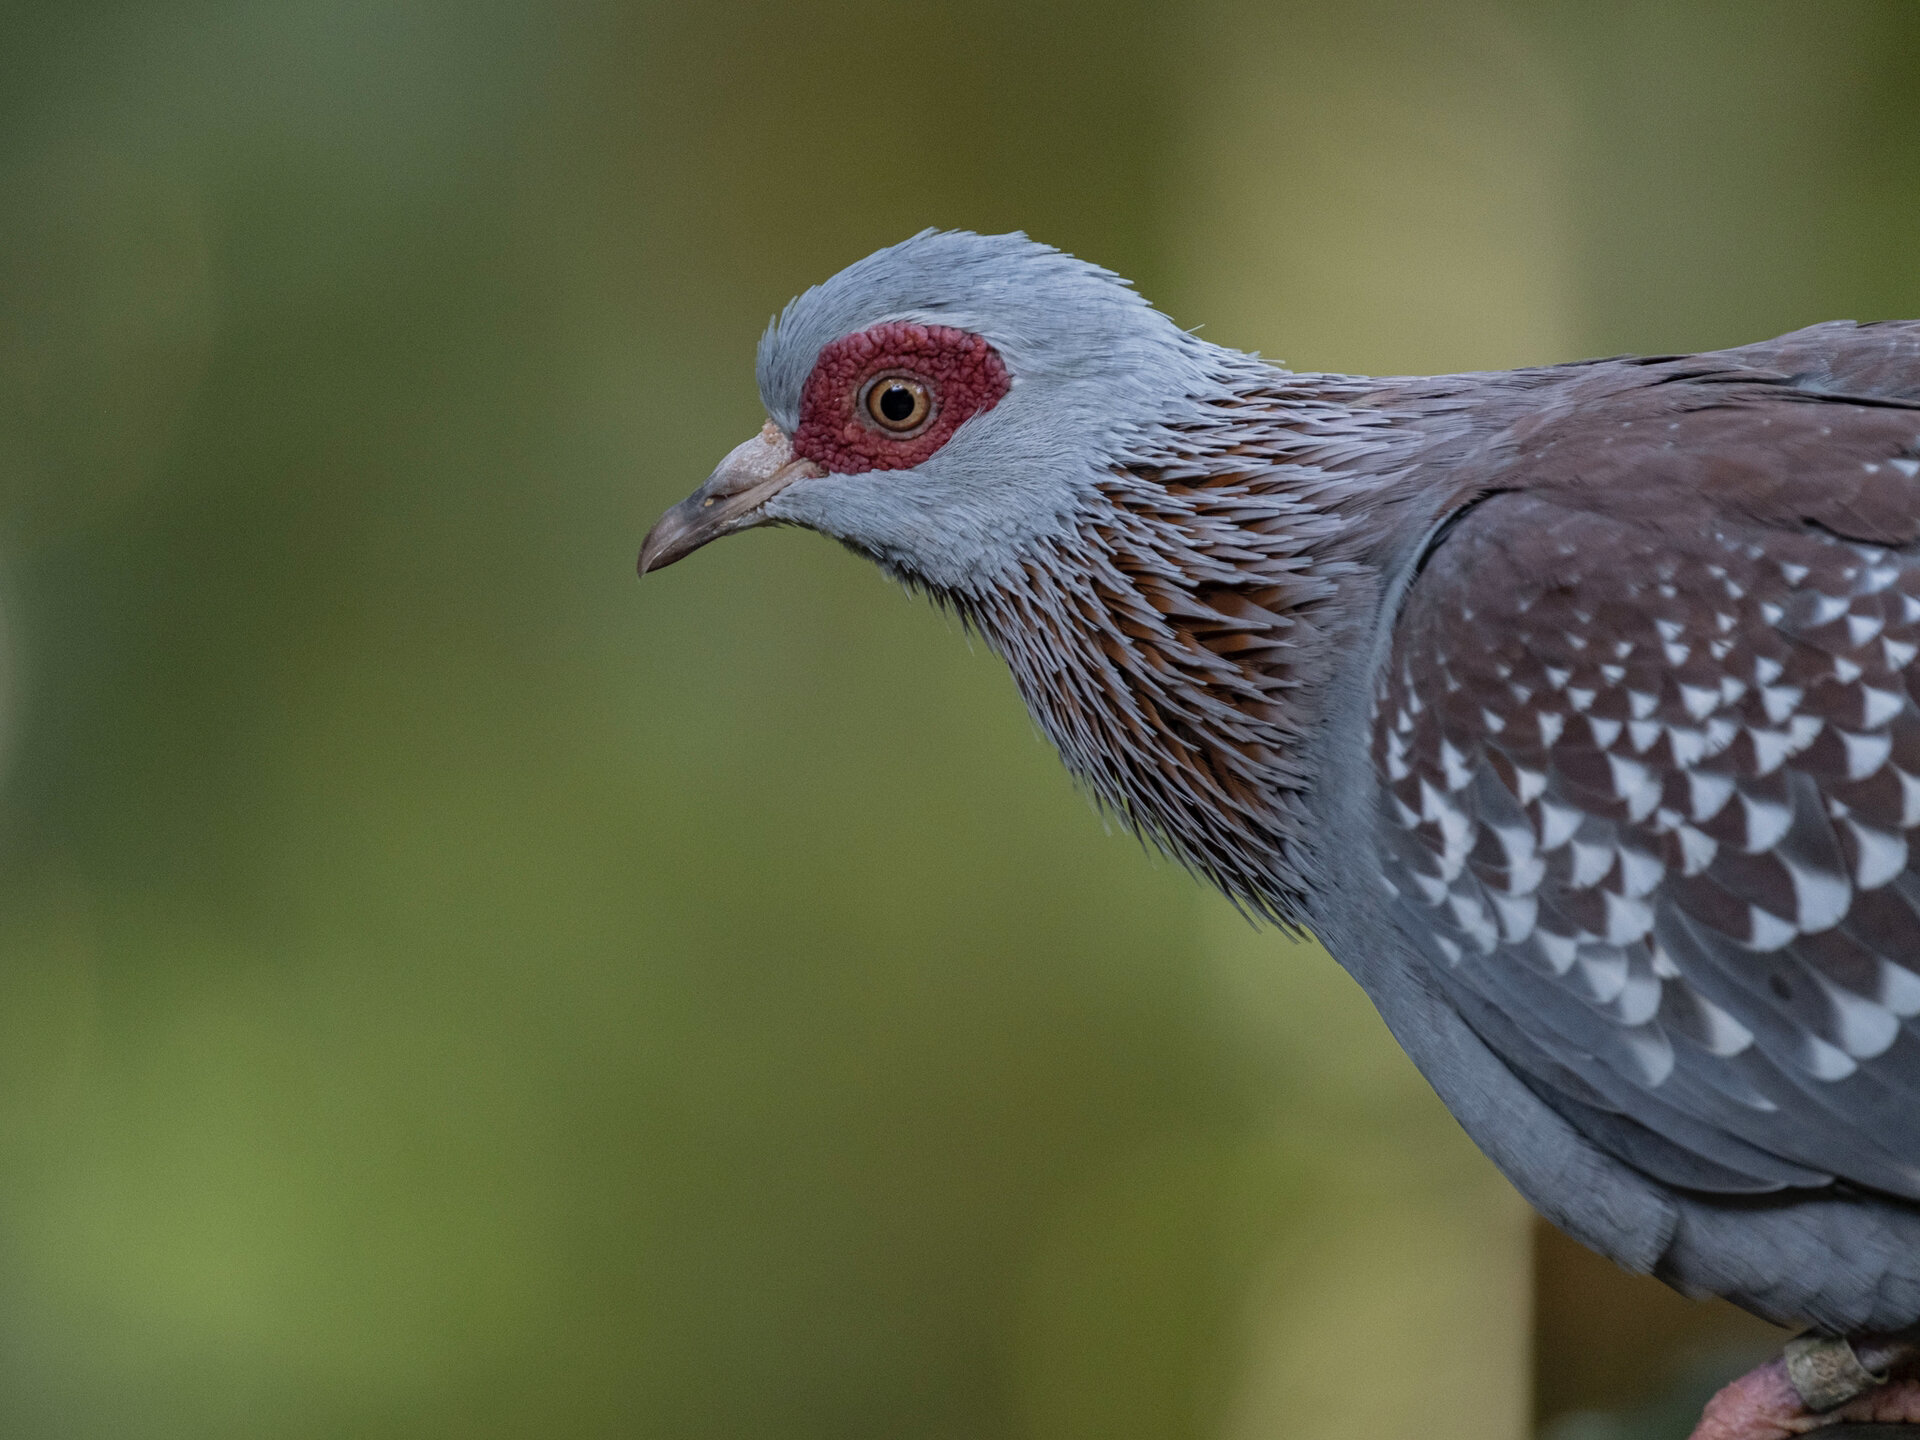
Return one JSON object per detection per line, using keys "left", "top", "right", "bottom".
{"left": 643, "top": 230, "right": 1920, "bottom": 1341}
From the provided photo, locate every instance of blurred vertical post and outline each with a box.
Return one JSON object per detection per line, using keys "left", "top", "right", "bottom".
{"left": 1523, "top": 2, "right": 1920, "bottom": 1432}
{"left": 1171, "top": 4, "right": 1920, "bottom": 1439}
{"left": 1167, "top": 4, "right": 1578, "bottom": 1437}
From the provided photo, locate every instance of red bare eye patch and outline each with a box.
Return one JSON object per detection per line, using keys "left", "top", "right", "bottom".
{"left": 792, "top": 322, "right": 1011, "bottom": 474}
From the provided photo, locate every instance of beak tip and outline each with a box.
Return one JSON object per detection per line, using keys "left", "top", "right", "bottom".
{"left": 637, "top": 517, "right": 689, "bottom": 577}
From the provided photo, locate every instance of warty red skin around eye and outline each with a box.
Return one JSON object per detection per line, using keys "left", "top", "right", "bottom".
{"left": 791, "top": 322, "right": 1011, "bottom": 474}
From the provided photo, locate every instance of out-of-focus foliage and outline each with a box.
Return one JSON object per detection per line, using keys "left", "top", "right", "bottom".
{"left": 0, "top": 3, "right": 1914, "bottom": 1438}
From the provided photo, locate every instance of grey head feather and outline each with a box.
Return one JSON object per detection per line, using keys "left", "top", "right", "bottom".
{"left": 755, "top": 230, "right": 1235, "bottom": 594}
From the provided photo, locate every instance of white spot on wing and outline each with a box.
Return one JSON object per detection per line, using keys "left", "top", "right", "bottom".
{"left": 1602, "top": 892, "right": 1655, "bottom": 945}
{"left": 1861, "top": 685, "right": 1905, "bottom": 728}
{"left": 1691, "top": 988, "right": 1755, "bottom": 1056}
{"left": 1748, "top": 728, "right": 1792, "bottom": 776}
{"left": 1487, "top": 889, "right": 1538, "bottom": 942}
{"left": 1842, "top": 818, "right": 1907, "bottom": 888}
{"left": 1807, "top": 969, "right": 1899, "bottom": 1058}
{"left": 1512, "top": 764, "right": 1547, "bottom": 805}
{"left": 1679, "top": 684, "right": 1719, "bottom": 720}
{"left": 1446, "top": 889, "right": 1499, "bottom": 953}
{"left": 1739, "top": 793, "right": 1793, "bottom": 852}
{"left": 1668, "top": 727, "right": 1708, "bottom": 767}
{"left": 1840, "top": 729, "right": 1893, "bottom": 781}
{"left": 1847, "top": 612, "right": 1886, "bottom": 646}
{"left": 1613, "top": 967, "right": 1662, "bottom": 1026}
{"left": 1687, "top": 771, "right": 1735, "bottom": 823}
{"left": 1533, "top": 929, "right": 1577, "bottom": 974}
{"left": 1608, "top": 754, "right": 1662, "bottom": 820}
{"left": 1745, "top": 905, "right": 1797, "bottom": 950}
{"left": 1805, "top": 592, "right": 1848, "bottom": 624}
{"left": 1759, "top": 685, "right": 1804, "bottom": 724}
{"left": 1676, "top": 825, "right": 1718, "bottom": 875}
{"left": 1618, "top": 1025, "right": 1675, "bottom": 1086}
{"left": 1569, "top": 836, "right": 1615, "bottom": 887}
{"left": 1782, "top": 857, "right": 1850, "bottom": 931}
{"left": 1578, "top": 947, "right": 1627, "bottom": 1002}
{"left": 1536, "top": 799, "right": 1583, "bottom": 850}
{"left": 1878, "top": 958, "right": 1920, "bottom": 1017}
{"left": 1418, "top": 779, "right": 1472, "bottom": 879}
{"left": 1617, "top": 846, "right": 1665, "bottom": 897}
{"left": 1798, "top": 1031, "right": 1858, "bottom": 1081}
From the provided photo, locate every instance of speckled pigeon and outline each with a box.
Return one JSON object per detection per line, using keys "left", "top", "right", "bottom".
{"left": 641, "top": 231, "right": 1920, "bottom": 1439}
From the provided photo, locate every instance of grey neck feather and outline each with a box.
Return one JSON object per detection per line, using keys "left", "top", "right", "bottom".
{"left": 950, "top": 362, "right": 1448, "bottom": 924}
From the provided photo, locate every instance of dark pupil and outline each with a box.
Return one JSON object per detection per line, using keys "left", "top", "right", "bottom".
{"left": 878, "top": 384, "right": 917, "bottom": 423}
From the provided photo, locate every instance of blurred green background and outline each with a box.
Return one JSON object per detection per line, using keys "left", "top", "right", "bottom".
{"left": 0, "top": 2, "right": 1915, "bottom": 1437}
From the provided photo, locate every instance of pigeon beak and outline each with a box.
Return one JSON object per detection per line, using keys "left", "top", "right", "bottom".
{"left": 638, "top": 422, "right": 825, "bottom": 575}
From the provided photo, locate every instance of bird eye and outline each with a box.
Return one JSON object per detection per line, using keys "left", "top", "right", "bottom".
{"left": 863, "top": 374, "right": 933, "bottom": 434}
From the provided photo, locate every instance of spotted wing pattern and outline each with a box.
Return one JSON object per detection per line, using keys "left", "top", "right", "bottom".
{"left": 1375, "top": 488, "right": 1920, "bottom": 1199}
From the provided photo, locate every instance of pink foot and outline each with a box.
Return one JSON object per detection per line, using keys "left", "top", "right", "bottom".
{"left": 1691, "top": 1354, "right": 1920, "bottom": 1440}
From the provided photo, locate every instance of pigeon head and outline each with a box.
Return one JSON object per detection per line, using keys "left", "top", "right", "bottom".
{"left": 639, "top": 229, "right": 1218, "bottom": 594}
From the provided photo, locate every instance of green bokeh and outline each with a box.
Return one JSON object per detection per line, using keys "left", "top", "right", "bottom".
{"left": 0, "top": 4, "right": 1916, "bottom": 1438}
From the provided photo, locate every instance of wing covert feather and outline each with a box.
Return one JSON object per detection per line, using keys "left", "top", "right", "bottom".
{"left": 1374, "top": 447, "right": 1920, "bottom": 1199}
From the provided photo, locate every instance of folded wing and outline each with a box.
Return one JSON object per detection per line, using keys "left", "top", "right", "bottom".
{"left": 1375, "top": 346, "right": 1920, "bottom": 1198}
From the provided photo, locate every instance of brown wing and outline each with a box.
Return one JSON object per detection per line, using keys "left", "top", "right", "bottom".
{"left": 1375, "top": 361, "right": 1920, "bottom": 1199}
